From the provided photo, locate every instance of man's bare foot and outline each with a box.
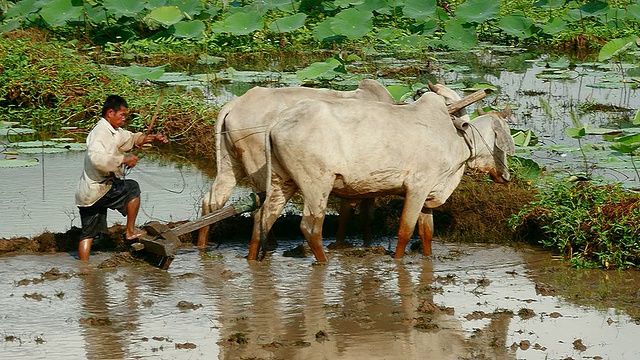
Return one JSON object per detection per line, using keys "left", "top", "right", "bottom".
{"left": 125, "top": 228, "right": 147, "bottom": 241}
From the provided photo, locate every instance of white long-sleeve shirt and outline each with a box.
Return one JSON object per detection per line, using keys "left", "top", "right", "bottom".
{"left": 75, "top": 118, "right": 142, "bottom": 207}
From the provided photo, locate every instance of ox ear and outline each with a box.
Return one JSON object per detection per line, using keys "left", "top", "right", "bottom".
{"left": 492, "top": 116, "right": 515, "bottom": 156}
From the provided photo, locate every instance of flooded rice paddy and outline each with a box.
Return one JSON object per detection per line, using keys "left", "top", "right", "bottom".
{"left": 1, "top": 241, "right": 639, "bottom": 359}
{"left": 1, "top": 50, "right": 640, "bottom": 359}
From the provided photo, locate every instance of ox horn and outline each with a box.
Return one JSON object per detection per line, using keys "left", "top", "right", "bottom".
{"left": 499, "top": 104, "right": 511, "bottom": 119}
{"left": 427, "top": 80, "right": 439, "bottom": 93}
{"left": 477, "top": 102, "right": 486, "bottom": 116}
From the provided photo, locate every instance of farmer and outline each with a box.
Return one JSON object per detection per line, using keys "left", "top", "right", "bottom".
{"left": 75, "top": 95, "right": 169, "bottom": 260}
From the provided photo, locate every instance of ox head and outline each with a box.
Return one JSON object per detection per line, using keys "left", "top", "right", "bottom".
{"left": 466, "top": 107, "right": 515, "bottom": 183}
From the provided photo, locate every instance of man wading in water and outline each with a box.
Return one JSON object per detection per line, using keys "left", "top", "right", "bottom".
{"left": 75, "top": 95, "right": 169, "bottom": 260}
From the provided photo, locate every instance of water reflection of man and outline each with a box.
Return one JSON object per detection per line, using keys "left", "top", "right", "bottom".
{"left": 75, "top": 95, "right": 168, "bottom": 260}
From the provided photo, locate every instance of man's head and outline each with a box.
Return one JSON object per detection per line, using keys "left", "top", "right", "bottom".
{"left": 101, "top": 95, "right": 128, "bottom": 129}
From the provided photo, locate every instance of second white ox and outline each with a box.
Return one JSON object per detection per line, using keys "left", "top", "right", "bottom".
{"left": 198, "top": 80, "right": 395, "bottom": 246}
{"left": 249, "top": 92, "right": 515, "bottom": 262}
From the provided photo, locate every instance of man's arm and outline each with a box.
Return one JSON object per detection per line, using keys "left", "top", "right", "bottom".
{"left": 135, "top": 134, "right": 169, "bottom": 146}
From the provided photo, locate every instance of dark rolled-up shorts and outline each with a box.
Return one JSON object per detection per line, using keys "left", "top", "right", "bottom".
{"left": 78, "top": 179, "right": 141, "bottom": 240}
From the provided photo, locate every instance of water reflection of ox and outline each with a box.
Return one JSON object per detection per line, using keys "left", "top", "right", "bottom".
{"left": 201, "top": 253, "right": 515, "bottom": 360}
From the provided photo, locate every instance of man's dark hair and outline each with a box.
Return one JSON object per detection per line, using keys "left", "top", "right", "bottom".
{"left": 101, "top": 95, "right": 128, "bottom": 117}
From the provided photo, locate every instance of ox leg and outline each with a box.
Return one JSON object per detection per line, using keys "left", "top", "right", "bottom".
{"left": 299, "top": 183, "right": 333, "bottom": 263}
{"left": 197, "top": 169, "right": 237, "bottom": 247}
{"left": 360, "top": 198, "right": 374, "bottom": 247}
{"left": 394, "top": 195, "right": 425, "bottom": 259}
{"left": 417, "top": 208, "right": 434, "bottom": 256}
{"left": 248, "top": 175, "right": 297, "bottom": 261}
{"left": 334, "top": 200, "right": 353, "bottom": 246}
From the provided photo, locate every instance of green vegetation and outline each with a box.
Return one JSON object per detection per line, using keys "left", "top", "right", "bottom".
{"left": 0, "top": 35, "right": 217, "bottom": 160}
{"left": 0, "top": 0, "right": 638, "bottom": 56}
{"left": 509, "top": 182, "right": 640, "bottom": 269}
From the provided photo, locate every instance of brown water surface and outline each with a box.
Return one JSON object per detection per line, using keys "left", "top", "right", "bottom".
{"left": 1, "top": 241, "right": 638, "bottom": 359}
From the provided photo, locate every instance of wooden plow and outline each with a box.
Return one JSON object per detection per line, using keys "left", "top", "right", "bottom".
{"left": 131, "top": 192, "right": 263, "bottom": 269}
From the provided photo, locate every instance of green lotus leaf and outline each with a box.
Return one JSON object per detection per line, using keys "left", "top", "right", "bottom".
{"left": 312, "top": 18, "right": 339, "bottom": 42}
{"left": 147, "top": 0, "right": 168, "bottom": 8}
{"left": 598, "top": 36, "right": 638, "bottom": 62}
{"left": 197, "top": 54, "right": 225, "bottom": 65}
{"left": 581, "top": 1, "right": 609, "bottom": 16}
{"left": 55, "top": 142, "right": 86, "bottom": 151}
{"left": 268, "top": 13, "right": 307, "bottom": 33}
{"left": 148, "top": 6, "right": 183, "bottom": 27}
{"left": 357, "top": 0, "right": 393, "bottom": 15}
{"left": 167, "top": 0, "right": 203, "bottom": 17}
{"left": 0, "top": 18, "right": 22, "bottom": 33}
{"left": 171, "top": 20, "right": 205, "bottom": 38}
{"left": 538, "top": 17, "right": 566, "bottom": 35}
{"left": 565, "top": 127, "right": 586, "bottom": 139}
{"left": 403, "top": 0, "right": 436, "bottom": 21}
{"left": 533, "top": 0, "right": 566, "bottom": 9}
{"left": 216, "top": 10, "right": 263, "bottom": 35}
{"left": 5, "top": 0, "right": 42, "bottom": 19}
{"left": 38, "top": 0, "right": 83, "bottom": 27}
{"left": 296, "top": 58, "right": 344, "bottom": 81}
{"left": 335, "top": 0, "right": 365, "bottom": 7}
{"left": 376, "top": 27, "right": 404, "bottom": 42}
{"left": 611, "top": 142, "right": 640, "bottom": 154}
{"left": 441, "top": 19, "right": 477, "bottom": 51}
{"left": 10, "top": 141, "right": 58, "bottom": 148}
{"left": 498, "top": 14, "right": 533, "bottom": 39}
{"left": 111, "top": 65, "right": 166, "bottom": 81}
{"left": 633, "top": 109, "right": 640, "bottom": 125}
{"left": 385, "top": 85, "right": 412, "bottom": 102}
{"left": 455, "top": 0, "right": 499, "bottom": 23}
{"left": 0, "top": 158, "right": 39, "bottom": 168}
{"left": 0, "top": 127, "right": 36, "bottom": 136}
{"left": 627, "top": 4, "right": 640, "bottom": 21}
{"left": 18, "top": 147, "right": 69, "bottom": 154}
{"left": 103, "top": 0, "right": 146, "bottom": 18}
{"left": 331, "top": 8, "right": 373, "bottom": 40}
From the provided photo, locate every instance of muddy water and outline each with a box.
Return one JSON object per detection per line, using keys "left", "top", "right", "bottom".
{"left": 1, "top": 240, "right": 638, "bottom": 359}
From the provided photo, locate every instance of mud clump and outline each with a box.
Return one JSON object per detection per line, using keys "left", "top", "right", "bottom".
{"left": 79, "top": 317, "right": 112, "bottom": 326}
{"left": 417, "top": 299, "right": 441, "bottom": 314}
{"left": 177, "top": 301, "right": 202, "bottom": 311}
{"left": 535, "top": 282, "right": 557, "bottom": 296}
{"left": 517, "top": 308, "right": 536, "bottom": 320}
{"left": 315, "top": 330, "right": 327, "bottom": 342}
{"left": 283, "top": 243, "right": 313, "bottom": 258}
{"left": 98, "top": 252, "right": 146, "bottom": 269}
{"left": 175, "top": 342, "right": 197, "bottom": 350}
{"left": 224, "top": 332, "right": 248, "bottom": 345}
{"left": 23, "top": 293, "right": 46, "bottom": 301}
{"left": 413, "top": 317, "right": 439, "bottom": 332}
{"left": 16, "top": 267, "right": 76, "bottom": 286}
{"left": 573, "top": 339, "right": 587, "bottom": 352}
{"left": 340, "top": 246, "right": 388, "bottom": 258}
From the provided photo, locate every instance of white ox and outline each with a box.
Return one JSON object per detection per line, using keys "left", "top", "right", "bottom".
{"left": 197, "top": 80, "right": 395, "bottom": 246}
{"left": 249, "top": 92, "right": 515, "bottom": 262}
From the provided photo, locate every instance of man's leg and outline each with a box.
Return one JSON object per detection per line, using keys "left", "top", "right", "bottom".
{"left": 78, "top": 238, "right": 93, "bottom": 261}
{"left": 125, "top": 195, "right": 145, "bottom": 240}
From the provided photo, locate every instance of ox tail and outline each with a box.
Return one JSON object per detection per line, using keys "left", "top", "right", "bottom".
{"left": 259, "top": 118, "right": 280, "bottom": 258}
{"left": 214, "top": 101, "right": 234, "bottom": 179}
